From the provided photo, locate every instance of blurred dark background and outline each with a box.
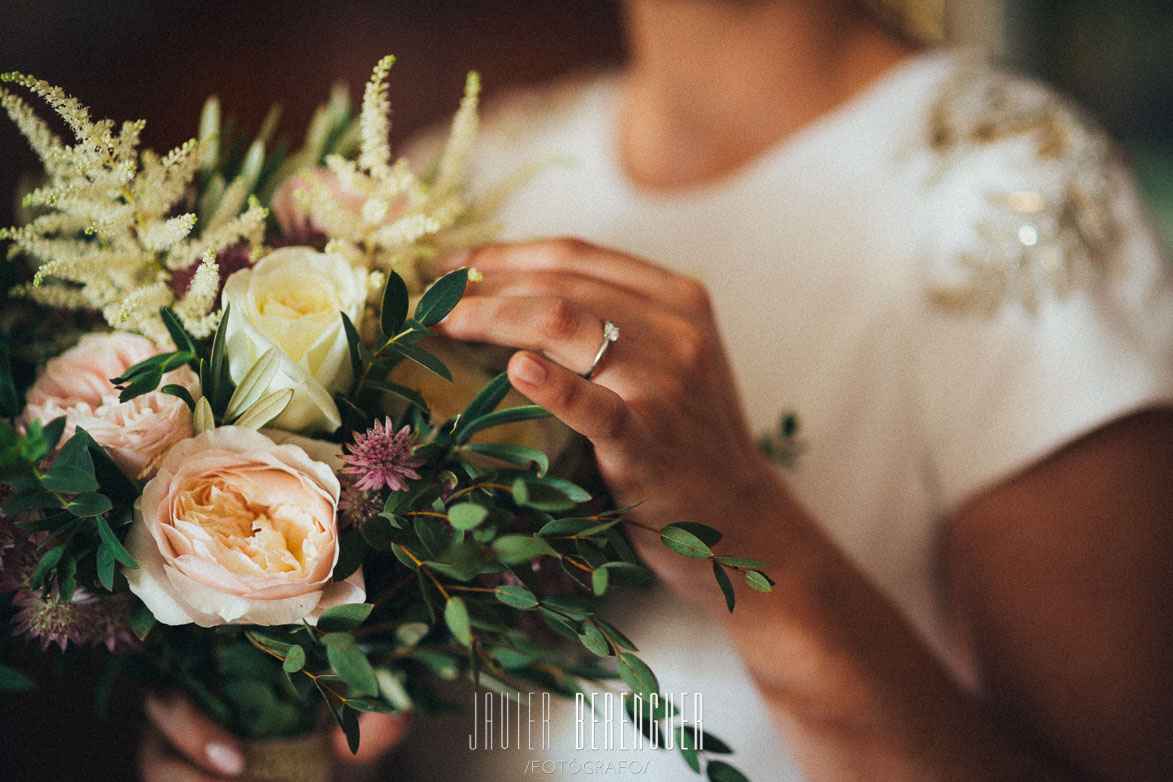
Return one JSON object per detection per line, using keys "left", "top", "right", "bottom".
{"left": 1, "top": 1, "right": 1169, "bottom": 780}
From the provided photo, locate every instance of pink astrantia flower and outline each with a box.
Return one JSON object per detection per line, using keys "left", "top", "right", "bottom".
{"left": 12, "top": 589, "right": 95, "bottom": 652}
{"left": 340, "top": 418, "right": 424, "bottom": 493}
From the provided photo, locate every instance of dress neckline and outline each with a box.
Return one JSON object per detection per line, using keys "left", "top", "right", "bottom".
{"left": 593, "top": 48, "right": 958, "bottom": 206}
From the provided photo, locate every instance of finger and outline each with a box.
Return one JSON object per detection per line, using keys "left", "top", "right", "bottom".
{"left": 144, "top": 693, "right": 245, "bottom": 777}
{"left": 330, "top": 712, "right": 411, "bottom": 765}
{"left": 450, "top": 239, "right": 701, "bottom": 307}
{"left": 436, "top": 295, "right": 624, "bottom": 376}
{"left": 140, "top": 726, "right": 231, "bottom": 782}
{"left": 507, "top": 351, "right": 632, "bottom": 445}
{"left": 466, "top": 269, "right": 688, "bottom": 320}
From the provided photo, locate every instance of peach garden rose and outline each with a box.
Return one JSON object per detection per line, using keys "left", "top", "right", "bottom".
{"left": 123, "top": 426, "right": 364, "bottom": 627}
{"left": 22, "top": 331, "right": 198, "bottom": 479}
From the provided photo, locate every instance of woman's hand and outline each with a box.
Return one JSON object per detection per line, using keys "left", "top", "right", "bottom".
{"left": 436, "top": 239, "right": 791, "bottom": 599}
{"left": 139, "top": 692, "right": 410, "bottom": 782}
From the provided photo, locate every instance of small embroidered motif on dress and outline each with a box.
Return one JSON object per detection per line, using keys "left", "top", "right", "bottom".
{"left": 758, "top": 411, "right": 806, "bottom": 470}
{"left": 925, "top": 64, "right": 1121, "bottom": 315}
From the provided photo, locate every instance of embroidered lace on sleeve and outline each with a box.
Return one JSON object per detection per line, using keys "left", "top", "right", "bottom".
{"left": 925, "top": 64, "right": 1122, "bottom": 315}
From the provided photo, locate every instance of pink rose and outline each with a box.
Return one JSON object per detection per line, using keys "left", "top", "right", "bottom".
{"left": 124, "top": 426, "right": 364, "bottom": 627}
{"left": 23, "top": 332, "right": 198, "bottom": 479}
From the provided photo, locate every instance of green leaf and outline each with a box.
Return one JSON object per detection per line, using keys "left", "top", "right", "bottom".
{"left": 365, "top": 380, "right": 429, "bottom": 412}
{"left": 678, "top": 726, "right": 701, "bottom": 773}
{"left": 456, "top": 405, "right": 552, "bottom": 442}
{"left": 347, "top": 697, "right": 399, "bottom": 714}
{"left": 602, "top": 561, "right": 655, "bottom": 588}
{"left": 493, "top": 585, "right": 538, "bottom": 610}
{"left": 491, "top": 534, "right": 557, "bottom": 564}
{"left": 716, "top": 555, "right": 771, "bottom": 569}
{"left": 696, "top": 729, "right": 734, "bottom": 754}
{"left": 3, "top": 486, "right": 58, "bottom": 514}
{"left": 282, "top": 645, "right": 306, "bottom": 673}
{"left": 96, "top": 514, "right": 137, "bottom": 567}
{"left": 324, "top": 634, "right": 379, "bottom": 697}
{"left": 540, "top": 608, "right": 579, "bottom": 640}
{"left": 511, "top": 478, "right": 575, "bottom": 512}
{"left": 744, "top": 570, "right": 773, "bottom": 592}
{"left": 68, "top": 492, "right": 113, "bottom": 517}
{"left": 30, "top": 543, "right": 66, "bottom": 589}
{"left": 577, "top": 622, "right": 611, "bottom": 657}
{"left": 340, "top": 312, "right": 363, "bottom": 379}
{"left": 659, "top": 523, "right": 713, "bottom": 559}
{"left": 42, "top": 434, "right": 98, "bottom": 494}
{"left": 386, "top": 341, "right": 452, "bottom": 382}
{"left": 706, "top": 760, "right": 751, "bottom": 782}
{"left": 591, "top": 566, "right": 608, "bottom": 596}
{"left": 671, "top": 520, "right": 723, "bottom": 546}
{"left": 0, "top": 344, "right": 20, "bottom": 419}
{"left": 444, "top": 596, "right": 472, "bottom": 646}
{"left": 616, "top": 653, "right": 659, "bottom": 700}
{"left": 414, "top": 268, "right": 468, "bottom": 327}
{"left": 204, "top": 304, "right": 234, "bottom": 415}
{"left": 317, "top": 602, "right": 373, "bottom": 632}
{"left": 447, "top": 502, "right": 489, "bottom": 531}
{"left": 341, "top": 705, "right": 361, "bottom": 754}
{"left": 131, "top": 601, "right": 156, "bottom": 641}
{"left": 593, "top": 617, "right": 638, "bottom": 652}
{"left": 380, "top": 271, "right": 409, "bottom": 337}
{"left": 423, "top": 540, "right": 485, "bottom": 581}
{"left": 0, "top": 663, "right": 34, "bottom": 692}
{"left": 463, "top": 442, "right": 549, "bottom": 476}
{"left": 453, "top": 372, "right": 511, "bottom": 441}
{"left": 332, "top": 529, "right": 366, "bottom": 582}
{"left": 160, "top": 306, "right": 198, "bottom": 354}
{"left": 96, "top": 544, "right": 116, "bottom": 590}
{"left": 712, "top": 560, "right": 735, "bottom": 613}
{"left": 161, "top": 384, "right": 196, "bottom": 410}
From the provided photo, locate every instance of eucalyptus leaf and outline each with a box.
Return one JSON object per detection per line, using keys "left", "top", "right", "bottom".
{"left": 493, "top": 585, "right": 539, "bottom": 610}
{"left": 659, "top": 524, "right": 713, "bottom": 558}
{"left": 616, "top": 653, "right": 659, "bottom": 700}
{"left": 591, "top": 566, "right": 608, "bottom": 597}
{"left": 317, "top": 603, "right": 373, "bottom": 632}
{"left": 491, "top": 534, "right": 557, "bottom": 564}
{"left": 325, "top": 636, "right": 379, "bottom": 697}
{"left": 744, "top": 570, "right": 773, "bottom": 592}
{"left": 716, "top": 555, "right": 772, "bottom": 569}
{"left": 444, "top": 596, "right": 472, "bottom": 646}
{"left": 282, "top": 645, "right": 306, "bottom": 673}
{"left": 670, "top": 520, "right": 723, "bottom": 546}
{"left": 577, "top": 622, "right": 611, "bottom": 657}
{"left": 706, "top": 760, "right": 751, "bottom": 782}
{"left": 456, "top": 405, "right": 552, "bottom": 442}
{"left": 447, "top": 502, "right": 489, "bottom": 531}
{"left": 712, "top": 560, "right": 735, "bottom": 613}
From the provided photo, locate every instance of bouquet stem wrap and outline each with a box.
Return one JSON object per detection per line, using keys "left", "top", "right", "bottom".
{"left": 243, "top": 731, "right": 332, "bottom": 782}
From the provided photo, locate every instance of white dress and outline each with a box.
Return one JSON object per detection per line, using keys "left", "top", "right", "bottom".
{"left": 395, "top": 50, "right": 1173, "bottom": 781}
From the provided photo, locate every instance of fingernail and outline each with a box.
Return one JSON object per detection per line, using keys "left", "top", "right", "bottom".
{"left": 206, "top": 741, "right": 244, "bottom": 775}
{"left": 513, "top": 355, "right": 547, "bottom": 386}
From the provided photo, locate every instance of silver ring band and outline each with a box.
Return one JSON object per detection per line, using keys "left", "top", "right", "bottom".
{"left": 584, "top": 321, "right": 619, "bottom": 380}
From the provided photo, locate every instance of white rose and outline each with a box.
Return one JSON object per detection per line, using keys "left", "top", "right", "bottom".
{"left": 221, "top": 247, "right": 367, "bottom": 433}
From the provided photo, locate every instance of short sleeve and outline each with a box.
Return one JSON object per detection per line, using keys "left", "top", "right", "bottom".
{"left": 912, "top": 67, "right": 1173, "bottom": 514}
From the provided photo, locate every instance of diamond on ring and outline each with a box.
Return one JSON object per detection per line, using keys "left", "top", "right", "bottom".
{"left": 584, "top": 321, "right": 619, "bottom": 380}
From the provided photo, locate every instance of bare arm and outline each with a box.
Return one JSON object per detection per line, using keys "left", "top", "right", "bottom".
{"left": 437, "top": 238, "right": 1173, "bottom": 781}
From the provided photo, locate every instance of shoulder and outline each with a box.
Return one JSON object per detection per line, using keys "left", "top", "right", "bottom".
{"left": 911, "top": 55, "right": 1136, "bottom": 315}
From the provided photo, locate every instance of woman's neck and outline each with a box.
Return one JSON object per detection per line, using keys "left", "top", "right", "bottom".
{"left": 619, "top": 0, "right": 919, "bottom": 189}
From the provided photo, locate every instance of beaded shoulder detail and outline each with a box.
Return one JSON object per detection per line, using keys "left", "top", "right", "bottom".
{"left": 925, "top": 63, "right": 1121, "bottom": 315}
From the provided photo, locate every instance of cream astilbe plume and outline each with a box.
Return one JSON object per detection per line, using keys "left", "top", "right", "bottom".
{"left": 295, "top": 59, "right": 503, "bottom": 292}
{"left": 0, "top": 73, "right": 263, "bottom": 344}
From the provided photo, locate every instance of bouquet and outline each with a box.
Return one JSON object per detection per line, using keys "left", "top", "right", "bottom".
{"left": 0, "top": 56, "right": 772, "bottom": 782}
